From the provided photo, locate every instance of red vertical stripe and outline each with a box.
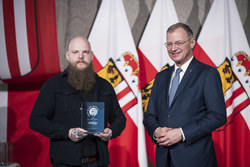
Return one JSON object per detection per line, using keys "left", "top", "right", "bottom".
{"left": 92, "top": 54, "right": 103, "bottom": 72}
{"left": 109, "top": 112, "right": 139, "bottom": 167}
{"left": 25, "top": 0, "right": 39, "bottom": 70}
{"left": 36, "top": 0, "right": 60, "bottom": 76}
{"left": 213, "top": 113, "right": 250, "bottom": 167}
{"left": 137, "top": 48, "right": 158, "bottom": 166}
{"left": 137, "top": 48, "right": 158, "bottom": 88}
{"left": 193, "top": 43, "right": 216, "bottom": 68}
{"left": 2, "top": 0, "right": 21, "bottom": 78}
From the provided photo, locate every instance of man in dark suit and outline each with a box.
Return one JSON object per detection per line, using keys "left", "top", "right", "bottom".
{"left": 143, "top": 22, "right": 227, "bottom": 167}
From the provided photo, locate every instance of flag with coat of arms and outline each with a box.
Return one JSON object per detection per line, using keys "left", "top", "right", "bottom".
{"left": 0, "top": 0, "right": 59, "bottom": 166}
{"left": 137, "top": 0, "right": 178, "bottom": 165}
{"left": 193, "top": 0, "right": 250, "bottom": 166}
{"left": 88, "top": 0, "right": 147, "bottom": 166}
{"left": 0, "top": 0, "right": 147, "bottom": 166}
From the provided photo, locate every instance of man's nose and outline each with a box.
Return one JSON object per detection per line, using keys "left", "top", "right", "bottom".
{"left": 170, "top": 44, "right": 177, "bottom": 50}
{"left": 78, "top": 52, "right": 84, "bottom": 59}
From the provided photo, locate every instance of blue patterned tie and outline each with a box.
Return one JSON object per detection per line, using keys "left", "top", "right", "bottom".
{"left": 169, "top": 68, "right": 182, "bottom": 106}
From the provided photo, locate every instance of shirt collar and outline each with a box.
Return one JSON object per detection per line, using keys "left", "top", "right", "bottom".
{"left": 174, "top": 56, "right": 193, "bottom": 73}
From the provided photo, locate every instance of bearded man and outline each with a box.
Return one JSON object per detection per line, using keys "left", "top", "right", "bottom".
{"left": 29, "top": 36, "right": 126, "bottom": 167}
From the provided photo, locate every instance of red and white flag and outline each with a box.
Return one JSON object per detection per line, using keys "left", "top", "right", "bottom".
{"left": 0, "top": 0, "right": 34, "bottom": 80}
{"left": 193, "top": 0, "right": 250, "bottom": 166}
{"left": 137, "top": 0, "right": 178, "bottom": 165}
{"left": 0, "top": 0, "right": 59, "bottom": 166}
{"left": 88, "top": 0, "right": 147, "bottom": 166}
{"left": 0, "top": 0, "right": 60, "bottom": 83}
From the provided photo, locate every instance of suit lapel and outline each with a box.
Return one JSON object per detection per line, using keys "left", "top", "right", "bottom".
{"left": 170, "top": 58, "right": 198, "bottom": 107}
{"left": 165, "top": 66, "right": 174, "bottom": 109}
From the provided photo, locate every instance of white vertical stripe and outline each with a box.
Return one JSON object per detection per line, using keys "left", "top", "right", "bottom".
{"left": 89, "top": 0, "right": 138, "bottom": 67}
{"left": 138, "top": 0, "right": 178, "bottom": 71}
{"left": 0, "top": 84, "right": 8, "bottom": 143}
{"left": 136, "top": 93, "right": 147, "bottom": 165}
{"left": 0, "top": 0, "right": 11, "bottom": 79}
{"left": 14, "top": 0, "right": 31, "bottom": 75}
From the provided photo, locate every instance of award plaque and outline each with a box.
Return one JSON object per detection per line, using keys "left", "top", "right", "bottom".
{"left": 81, "top": 102, "right": 104, "bottom": 134}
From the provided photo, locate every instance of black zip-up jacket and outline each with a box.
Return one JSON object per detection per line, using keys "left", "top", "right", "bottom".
{"left": 29, "top": 70, "right": 126, "bottom": 166}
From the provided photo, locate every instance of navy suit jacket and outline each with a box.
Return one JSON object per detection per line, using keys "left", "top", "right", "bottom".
{"left": 143, "top": 57, "right": 227, "bottom": 167}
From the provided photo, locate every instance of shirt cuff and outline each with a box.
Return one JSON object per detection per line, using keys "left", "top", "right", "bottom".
{"left": 180, "top": 127, "right": 185, "bottom": 141}
{"left": 153, "top": 127, "right": 161, "bottom": 140}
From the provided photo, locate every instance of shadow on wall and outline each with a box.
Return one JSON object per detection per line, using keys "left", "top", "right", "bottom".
{"left": 186, "top": 0, "right": 212, "bottom": 38}
{"left": 7, "top": 106, "right": 43, "bottom": 166}
{"left": 13, "top": 135, "right": 42, "bottom": 167}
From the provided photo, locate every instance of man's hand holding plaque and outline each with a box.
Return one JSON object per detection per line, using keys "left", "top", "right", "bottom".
{"left": 94, "top": 128, "right": 112, "bottom": 141}
{"left": 68, "top": 128, "right": 88, "bottom": 142}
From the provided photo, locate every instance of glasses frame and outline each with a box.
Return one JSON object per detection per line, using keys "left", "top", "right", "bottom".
{"left": 164, "top": 38, "right": 192, "bottom": 49}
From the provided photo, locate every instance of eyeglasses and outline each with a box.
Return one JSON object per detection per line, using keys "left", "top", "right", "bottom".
{"left": 164, "top": 39, "right": 191, "bottom": 49}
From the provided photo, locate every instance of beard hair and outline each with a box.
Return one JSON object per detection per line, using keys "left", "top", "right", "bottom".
{"left": 66, "top": 62, "right": 96, "bottom": 92}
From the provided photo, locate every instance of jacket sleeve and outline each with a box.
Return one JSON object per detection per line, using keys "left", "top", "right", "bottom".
{"left": 143, "top": 74, "right": 160, "bottom": 144}
{"left": 182, "top": 67, "right": 227, "bottom": 144}
{"left": 29, "top": 78, "right": 69, "bottom": 139}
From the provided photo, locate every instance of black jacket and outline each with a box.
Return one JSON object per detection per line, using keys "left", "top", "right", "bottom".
{"left": 29, "top": 70, "right": 126, "bottom": 166}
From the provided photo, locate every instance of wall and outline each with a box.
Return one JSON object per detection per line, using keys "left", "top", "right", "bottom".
{"left": 56, "top": 0, "right": 250, "bottom": 70}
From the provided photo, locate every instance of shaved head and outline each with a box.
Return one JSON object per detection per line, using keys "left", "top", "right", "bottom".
{"left": 68, "top": 36, "right": 91, "bottom": 51}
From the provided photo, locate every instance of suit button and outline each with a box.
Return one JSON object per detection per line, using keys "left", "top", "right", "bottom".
{"left": 168, "top": 115, "right": 171, "bottom": 118}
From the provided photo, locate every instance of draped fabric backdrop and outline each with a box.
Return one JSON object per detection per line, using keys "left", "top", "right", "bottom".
{"left": 0, "top": 0, "right": 249, "bottom": 167}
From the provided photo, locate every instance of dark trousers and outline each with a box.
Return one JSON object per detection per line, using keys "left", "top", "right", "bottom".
{"left": 167, "top": 151, "right": 175, "bottom": 167}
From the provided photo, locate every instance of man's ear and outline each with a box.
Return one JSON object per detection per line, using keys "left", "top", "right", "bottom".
{"left": 190, "top": 38, "right": 196, "bottom": 50}
{"left": 90, "top": 51, "right": 94, "bottom": 61}
{"left": 66, "top": 51, "right": 70, "bottom": 61}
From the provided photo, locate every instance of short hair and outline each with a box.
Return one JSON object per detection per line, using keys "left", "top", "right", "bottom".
{"left": 167, "top": 22, "right": 194, "bottom": 39}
